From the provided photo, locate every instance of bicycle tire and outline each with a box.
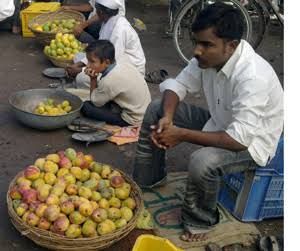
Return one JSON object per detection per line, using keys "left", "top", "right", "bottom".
{"left": 242, "top": 0, "right": 266, "bottom": 49}
{"left": 172, "top": 0, "right": 253, "bottom": 63}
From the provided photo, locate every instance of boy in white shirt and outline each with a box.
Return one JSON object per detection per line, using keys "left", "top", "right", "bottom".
{"left": 66, "top": 0, "right": 145, "bottom": 89}
{"left": 81, "top": 40, "right": 151, "bottom": 126}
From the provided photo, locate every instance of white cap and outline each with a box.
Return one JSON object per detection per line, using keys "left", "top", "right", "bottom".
{"left": 95, "top": 0, "right": 122, "bottom": 10}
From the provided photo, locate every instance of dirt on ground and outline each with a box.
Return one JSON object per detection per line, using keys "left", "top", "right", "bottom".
{"left": 0, "top": 1, "right": 283, "bottom": 250}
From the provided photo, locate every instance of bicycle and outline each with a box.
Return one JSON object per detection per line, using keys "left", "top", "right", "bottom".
{"left": 169, "top": 0, "right": 283, "bottom": 63}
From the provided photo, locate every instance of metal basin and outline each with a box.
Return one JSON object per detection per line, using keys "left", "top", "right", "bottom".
{"left": 9, "top": 89, "right": 83, "bottom": 130}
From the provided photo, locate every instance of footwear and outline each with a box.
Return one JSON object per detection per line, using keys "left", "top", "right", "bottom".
{"left": 12, "top": 25, "right": 21, "bottom": 34}
{"left": 145, "top": 69, "right": 169, "bottom": 84}
{"left": 259, "top": 236, "right": 283, "bottom": 251}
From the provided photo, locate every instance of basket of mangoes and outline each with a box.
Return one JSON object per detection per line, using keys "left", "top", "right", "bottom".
{"left": 29, "top": 10, "right": 85, "bottom": 46}
{"left": 44, "top": 32, "right": 86, "bottom": 68}
{"left": 7, "top": 149, "right": 143, "bottom": 250}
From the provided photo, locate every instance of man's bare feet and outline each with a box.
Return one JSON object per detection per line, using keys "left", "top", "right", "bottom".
{"left": 180, "top": 231, "right": 208, "bottom": 242}
{"left": 12, "top": 25, "right": 21, "bottom": 34}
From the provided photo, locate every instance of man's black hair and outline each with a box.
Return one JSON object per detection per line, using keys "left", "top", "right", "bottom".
{"left": 192, "top": 2, "right": 244, "bottom": 41}
{"left": 95, "top": 3, "right": 119, "bottom": 17}
{"left": 86, "top": 40, "right": 115, "bottom": 63}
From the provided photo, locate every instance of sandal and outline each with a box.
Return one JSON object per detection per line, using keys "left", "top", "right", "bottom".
{"left": 259, "top": 236, "right": 283, "bottom": 251}
{"left": 145, "top": 69, "right": 169, "bottom": 84}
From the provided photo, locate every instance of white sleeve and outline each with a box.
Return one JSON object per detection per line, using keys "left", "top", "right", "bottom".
{"left": 225, "top": 78, "right": 270, "bottom": 147}
{"left": 0, "top": 0, "right": 15, "bottom": 21}
{"left": 159, "top": 58, "right": 202, "bottom": 101}
{"left": 110, "top": 30, "right": 126, "bottom": 62}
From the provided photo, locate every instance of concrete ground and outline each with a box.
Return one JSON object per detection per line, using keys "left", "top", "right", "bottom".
{"left": 0, "top": 1, "right": 283, "bottom": 250}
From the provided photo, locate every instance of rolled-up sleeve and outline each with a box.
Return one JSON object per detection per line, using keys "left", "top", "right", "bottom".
{"left": 159, "top": 58, "right": 202, "bottom": 101}
{"left": 225, "top": 78, "right": 269, "bottom": 147}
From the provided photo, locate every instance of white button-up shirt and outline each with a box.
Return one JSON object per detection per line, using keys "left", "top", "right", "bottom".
{"left": 160, "top": 40, "right": 283, "bottom": 166}
{"left": 0, "top": 0, "right": 14, "bottom": 21}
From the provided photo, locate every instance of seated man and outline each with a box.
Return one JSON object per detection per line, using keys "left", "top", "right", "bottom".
{"left": 66, "top": 0, "right": 145, "bottom": 89}
{"left": 81, "top": 40, "right": 151, "bottom": 126}
{"left": 132, "top": 2, "right": 283, "bottom": 242}
{"left": 61, "top": 0, "right": 125, "bottom": 43}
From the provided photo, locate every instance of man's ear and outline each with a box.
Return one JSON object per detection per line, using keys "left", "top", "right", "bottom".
{"left": 104, "top": 59, "right": 111, "bottom": 65}
{"left": 227, "top": 40, "right": 239, "bottom": 54}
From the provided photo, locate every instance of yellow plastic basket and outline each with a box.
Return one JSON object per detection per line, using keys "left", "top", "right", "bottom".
{"left": 132, "top": 235, "right": 183, "bottom": 251}
{"left": 21, "top": 2, "right": 61, "bottom": 37}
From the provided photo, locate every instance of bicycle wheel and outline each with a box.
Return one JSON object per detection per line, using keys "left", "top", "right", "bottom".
{"left": 240, "top": 0, "right": 266, "bottom": 49}
{"left": 172, "top": 0, "right": 253, "bottom": 63}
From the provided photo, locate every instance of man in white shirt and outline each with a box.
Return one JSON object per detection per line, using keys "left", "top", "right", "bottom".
{"left": 132, "top": 2, "right": 283, "bottom": 242}
{"left": 62, "top": 0, "right": 125, "bottom": 43}
{"left": 66, "top": 0, "right": 145, "bottom": 90}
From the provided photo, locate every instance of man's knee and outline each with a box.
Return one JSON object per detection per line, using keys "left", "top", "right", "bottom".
{"left": 188, "top": 147, "right": 223, "bottom": 183}
{"left": 81, "top": 101, "right": 93, "bottom": 117}
{"left": 143, "top": 99, "right": 163, "bottom": 124}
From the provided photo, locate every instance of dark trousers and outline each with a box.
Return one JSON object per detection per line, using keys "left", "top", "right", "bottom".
{"left": 132, "top": 99, "right": 256, "bottom": 229}
{"left": 81, "top": 101, "right": 130, "bottom": 127}
{"left": 78, "top": 21, "right": 101, "bottom": 44}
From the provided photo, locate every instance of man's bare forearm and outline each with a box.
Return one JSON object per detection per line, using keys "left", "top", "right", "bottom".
{"left": 179, "top": 128, "right": 247, "bottom": 151}
{"left": 162, "top": 90, "right": 180, "bottom": 121}
{"left": 85, "top": 15, "right": 99, "bottom": 27}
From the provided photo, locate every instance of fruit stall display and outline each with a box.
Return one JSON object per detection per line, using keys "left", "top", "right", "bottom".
{"left": 28, "top": 10, "right": 85, "bottom": 46}
{"left": 32, "top": 18, "right": 80, "bottom": 33}
{"left": 7, "top": 148, "right": 143, "bottom": 250}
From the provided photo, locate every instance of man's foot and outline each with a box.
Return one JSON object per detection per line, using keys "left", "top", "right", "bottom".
{"left": 12, "top": 25, "right": 21, "bottom": 34}
{"left": 180, "top": 231, "right": 208, "bottom": 242}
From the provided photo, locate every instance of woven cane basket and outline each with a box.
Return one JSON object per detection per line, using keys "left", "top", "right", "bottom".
{"left": 28, "top": 10, "right": 85, "bottom": 46}
{"left": 7, "top": 168, "right": 143, "bottom": 250}
{"left": 45, "top": 53, "right": 73, "bottom": 68}
{"left": 44, "top": 43, "right": 86, "bottom": 68}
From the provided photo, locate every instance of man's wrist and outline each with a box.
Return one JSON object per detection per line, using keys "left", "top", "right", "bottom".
{"left": 81, "top": 21, "right": 89, "bottom": 29}
{"left": 163, "top": 113, "right": 173, "bottom": 123}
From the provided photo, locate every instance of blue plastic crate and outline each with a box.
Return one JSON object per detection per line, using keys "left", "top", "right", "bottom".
{"left": 218, "top": 136, "right": 284, "bottom": 222}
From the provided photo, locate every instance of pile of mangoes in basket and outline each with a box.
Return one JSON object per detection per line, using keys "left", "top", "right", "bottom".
{"left": 32, "top": 18, "right": 81, "bottom": 33}
{"left": 9, "top": 149, "right": 137, "bottom": 238}
{"left": 44, "top": 32, "right": 85, "bottom": 60}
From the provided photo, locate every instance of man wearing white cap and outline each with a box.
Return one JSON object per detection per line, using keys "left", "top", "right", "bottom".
{"left": 62, "top": 0, "right": 125, "bottom": 43}
{"left": 66, "top": 0, "right": 146, "bottom": 92}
